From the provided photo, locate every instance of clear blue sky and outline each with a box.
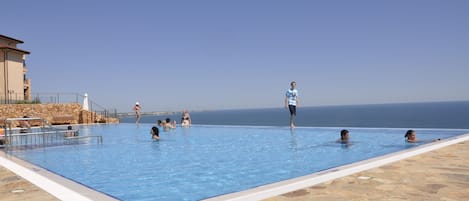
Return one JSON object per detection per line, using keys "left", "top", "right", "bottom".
{"left": 3, "top": 0, "right": 469, "bottom": 112}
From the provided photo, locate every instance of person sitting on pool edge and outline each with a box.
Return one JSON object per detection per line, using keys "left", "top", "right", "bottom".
{"left": 337, "top": 129, "right": 350, "bottom": 144}
{"left": 150, "top": 126, "right": 160, "bottom": 140}
{"left": 405, "top": 129, "right": 440, "bottom": 143}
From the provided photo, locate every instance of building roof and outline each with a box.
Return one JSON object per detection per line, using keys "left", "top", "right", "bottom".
{"left": 0, "top": 45, "right": 30, "bottom": 54}
{"left": 0, "top": 34, "right": 24, "bottom": 44}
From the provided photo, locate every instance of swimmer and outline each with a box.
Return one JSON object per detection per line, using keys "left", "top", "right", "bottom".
{"left": 151, "top": 126, "right": 160, "bottom": 140}
{"left": 405, "top": 129, "right": 441, "bottom": 143}
{"left": 337, "top": 129, "right": 350, "bottom": 144}
{"left": 164, "top": 118, "right": 176, "bottom": 129}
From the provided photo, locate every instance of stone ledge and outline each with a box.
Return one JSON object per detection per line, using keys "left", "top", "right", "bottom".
{"left": 0, "top": 104, "right": 119, "bottom": 125}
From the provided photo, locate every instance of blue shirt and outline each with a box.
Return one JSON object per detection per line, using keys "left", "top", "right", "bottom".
{"left": 286, "top": 88, "right": 298, "bottom": 106}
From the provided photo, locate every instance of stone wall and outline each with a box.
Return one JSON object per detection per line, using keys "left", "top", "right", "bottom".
{"left": 0, "top": 103, "right": 119, "bottom": 125}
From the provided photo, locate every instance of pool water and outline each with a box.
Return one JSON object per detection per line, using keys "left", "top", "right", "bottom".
{"left": 8, "top": 124, "right": 469, "bottom": 201}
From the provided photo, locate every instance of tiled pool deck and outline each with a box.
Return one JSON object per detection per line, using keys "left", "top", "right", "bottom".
{"left": 1, "top": 139, "right": 468, "bottom": 201}
{"left": 0, "top": 166, "right": 57, "bottom": 201}
{"left": 265, "top": 140, "right": 469, "bottom": 201}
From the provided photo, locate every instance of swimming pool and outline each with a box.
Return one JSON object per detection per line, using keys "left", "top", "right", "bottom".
{"left": 7, "top": 124, "right": 469, "bottom": 201}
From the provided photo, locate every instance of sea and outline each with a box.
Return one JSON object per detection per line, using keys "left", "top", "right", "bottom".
{"left": 120, "top": 101, "right": 469, "bottom": 129}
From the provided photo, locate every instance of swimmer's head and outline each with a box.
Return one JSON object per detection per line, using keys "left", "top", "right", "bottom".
{"left": 151, "top": 126, "right": 159, "bottom": 137}
{"left": 340, "top": 129, "right": 349, "bottom": 140}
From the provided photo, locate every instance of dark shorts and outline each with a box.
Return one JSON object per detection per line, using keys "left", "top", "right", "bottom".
{"left": 288, "top": 105, "right": 296, "bottom": 116}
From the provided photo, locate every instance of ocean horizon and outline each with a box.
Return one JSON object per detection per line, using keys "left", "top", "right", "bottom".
{"left": 120, "top": 101, "right": 469, "bottom": 129}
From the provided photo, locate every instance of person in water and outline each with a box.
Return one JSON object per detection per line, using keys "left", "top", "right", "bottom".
{"left": 405, "top": 130, "right": 418, "bottom": 143}
{"left": 65, "top": 125, "right": 78, "bottom": 137}
{"left": 157, "top": 119, "right": 164, "bottom": 127}
{"left": 405, "top": 129, "right": 441, "bottom": 143}
{"left": 337, "top": 129, "right": 350, "bottom": 144}
{"left": 151, "top": 126, "right": 160, "bottom": 140}
{"left": 164, "top": 118, "right": 176, "bottom": 129}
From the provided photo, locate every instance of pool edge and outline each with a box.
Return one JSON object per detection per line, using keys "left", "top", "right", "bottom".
{"left": 203, "top": 132, "right": 469, "bottom": 201}
{"left": 0, "top": 152, "right": 119, "bottom": 201}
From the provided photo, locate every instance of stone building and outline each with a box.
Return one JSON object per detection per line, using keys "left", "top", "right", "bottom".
{"left": 0, "top": 34, "right": 31, "bottom": 103}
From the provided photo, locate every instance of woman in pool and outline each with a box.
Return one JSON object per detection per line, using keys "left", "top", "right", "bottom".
{"left": 150, "top": 126, "right": 160, "bottom": 140}
{"left": 157, "top": 119, "right": 164, "bottom": 127}
{"left": 405, "top": 129, "right": 441, "bottom": 143}
{"left": 181, "top": 109, "right": 191, "bottom": 127}
{"left": 405, "top": 130, "right": 417, "bottom": 143}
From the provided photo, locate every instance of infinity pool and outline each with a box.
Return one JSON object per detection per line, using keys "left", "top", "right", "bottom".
{"left": 8, "top": 124, "right": 468, "bottom": 201}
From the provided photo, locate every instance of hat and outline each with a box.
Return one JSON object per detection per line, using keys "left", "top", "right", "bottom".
{"left": 136, "top": 102, "right": 140, "bottom": 105}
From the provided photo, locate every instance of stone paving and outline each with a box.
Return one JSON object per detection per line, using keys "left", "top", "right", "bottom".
{"left": 0, "top": 166, "right": 58, "bottom": 201}
{"left": 264, "top": 141, "right": 469, "bottom": 201}
{"left": 0, "top": 141, "right": 468, "bottom": 201}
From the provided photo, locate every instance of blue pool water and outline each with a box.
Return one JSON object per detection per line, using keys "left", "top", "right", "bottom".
{"left": 9, "top": 124, "right": 469, "bottom": 201}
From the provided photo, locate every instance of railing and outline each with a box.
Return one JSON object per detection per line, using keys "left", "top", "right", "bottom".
{"left": 0, "top": 117, "right": 102, "bottom": 150}
{"left": 65, "top": 135, "right": 103, "bottom": 144}
{"left": 0, "top": 92, "right": 118, "bottom": 119}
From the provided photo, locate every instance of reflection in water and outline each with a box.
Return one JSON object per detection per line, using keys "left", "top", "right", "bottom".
{"left": 288, "top": 128, "right": 298, "bottom": 151}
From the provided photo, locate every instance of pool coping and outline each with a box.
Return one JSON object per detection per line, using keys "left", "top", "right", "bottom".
{"left": 203, "top": 132, "right": 469, "bottom": 201}
{"left": 0, "top": 151, "right": 119, "bottom": 201}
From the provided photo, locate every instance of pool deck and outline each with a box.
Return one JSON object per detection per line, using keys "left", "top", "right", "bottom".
{"left": 0, "top": 166, "right": 58, "bottom": 201}
{"left": 1, "top": 139, "right": 469, "bottom": 201}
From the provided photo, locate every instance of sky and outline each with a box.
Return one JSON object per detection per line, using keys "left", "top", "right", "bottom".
{"left": 2, "top": 0, "right": 469, "bottom": 112}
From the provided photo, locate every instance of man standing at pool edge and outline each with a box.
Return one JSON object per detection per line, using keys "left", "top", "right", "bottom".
{"left": 285, "top": 81, "right": 299, "bottom": 128}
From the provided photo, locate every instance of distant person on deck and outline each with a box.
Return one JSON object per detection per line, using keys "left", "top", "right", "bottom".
{"left": 181, "top": 109, "right": 192, "bottom": 127}
{"left": 134, "top": 102, "right": 141, "bottom": 125}
{"left": 285, "top": 81, "right": 299, "bottom": 128}
{"left": 151, "top": 126, "right": 160, "bottom": 140}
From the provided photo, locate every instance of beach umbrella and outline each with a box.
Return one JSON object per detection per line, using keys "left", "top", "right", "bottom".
{"left": 83, "top": 93, "right": 89, "bottom": 111}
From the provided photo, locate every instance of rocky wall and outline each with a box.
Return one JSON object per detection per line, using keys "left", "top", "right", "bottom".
{"left": 0, "top": 103, "right": 119, "bottom": 125}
